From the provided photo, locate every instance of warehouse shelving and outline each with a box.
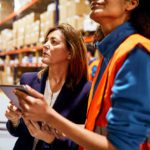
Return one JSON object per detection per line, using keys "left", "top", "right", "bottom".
{"left": 0, "top": 0, "right": 39, "bottom": 26}
{"left": 0, "top": 45, "right": 43, "bottom": 56}
{"left": 0, "top": 0, "right": 56, "bottom": 84}
{"left": 0, "top": 0, "right": 94, "bottom": 84}
{"left": 0, "top": 0, "right": 56, "bottom": 28}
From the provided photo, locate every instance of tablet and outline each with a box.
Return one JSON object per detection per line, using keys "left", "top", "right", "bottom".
{"left": 0, "top": 85, "right": 28, "bottom": 109}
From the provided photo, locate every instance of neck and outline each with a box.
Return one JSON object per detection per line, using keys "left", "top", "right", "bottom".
{"left": 48, "top": 63, "right": 68, "bottom": 92}
{"left": 99, "top": 16, "right": 129, "bottom": 36}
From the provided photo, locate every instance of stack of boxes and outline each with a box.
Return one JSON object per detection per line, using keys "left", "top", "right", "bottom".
{"left": 4, "top": 12, "right": 41, "bottom": 50}
{"left": 0, "top": 0, "right": 13, "bottom": 22}
{"left": 39, "top": 11, "right": 55, "bottom": 43}
{"left": 0, "top": 3, "right": 56, "bottom": 52}
{"left": 0, "top": 0, "right": 98, "bottom": 85}
{"left": 39, "top": 3, "right": 56, "bottom": 43}
{"left": 13, "top": 12, "right": 40, "bottom": 48}
{"left": 0, "top": 1, "right": 95, "bottom": 52}
{"left": 59, "top": 0, "right": 91, "bottom": 30}
{"left": 30, "top": 20, "right": 40, "bottom": 45}
{"left": 0, "top": 29, "right": 13, "bottom": 52}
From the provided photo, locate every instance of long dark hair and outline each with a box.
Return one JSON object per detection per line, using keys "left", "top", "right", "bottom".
{"left": 130, "top": 0, "right": 150, "bottom": 38}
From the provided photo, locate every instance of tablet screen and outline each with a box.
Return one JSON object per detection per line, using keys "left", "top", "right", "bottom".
{"left": 0, "top": 85, "right": 21, "bottom": 109}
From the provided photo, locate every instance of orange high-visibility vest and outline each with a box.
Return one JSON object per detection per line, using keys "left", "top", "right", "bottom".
{"left": 79, "top": 34, "right": 150, "bottom": 150}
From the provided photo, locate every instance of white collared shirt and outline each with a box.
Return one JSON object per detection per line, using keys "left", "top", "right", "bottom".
{"left": 32, "top": 79, "right": 61, "bottom": 150}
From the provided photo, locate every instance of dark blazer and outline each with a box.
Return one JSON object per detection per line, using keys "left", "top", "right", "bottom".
{"left": 6, "top": 70, "right": 91, "bottom": 150}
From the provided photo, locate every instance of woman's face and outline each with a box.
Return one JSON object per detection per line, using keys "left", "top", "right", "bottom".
{"left": 42, "top": 30, "right": 70, "bottom": 65}
{"left": 89, "top": 0, "right": 129, "bottom": 23}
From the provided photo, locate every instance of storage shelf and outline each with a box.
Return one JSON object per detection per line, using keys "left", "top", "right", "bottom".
{"left": 0, "top": 35, "right": 94, "bottom": 56}
{"left": 0, "top": 46, "right": 43, "bottom": 56}
{"left": 12, "top": 64, "right": 42, "bottom": 67}
{"left": 0, "top": 0, "right": 39, "bottom": 26}
{"left": 0, "top": 64, "right": 42, "bottom": 68}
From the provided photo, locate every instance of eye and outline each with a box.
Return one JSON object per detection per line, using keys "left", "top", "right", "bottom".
{"left": 51, "top": 39, "right": 58, "bottom": 45}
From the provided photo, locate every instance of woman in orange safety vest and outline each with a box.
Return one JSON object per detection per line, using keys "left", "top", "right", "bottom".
{"left": 14, "top": 0, "right": 150, "bottom": 150}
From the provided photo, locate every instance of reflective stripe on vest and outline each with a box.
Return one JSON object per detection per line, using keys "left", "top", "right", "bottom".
{"left": 79, "top": 34, "right": 150, "bottom": 150}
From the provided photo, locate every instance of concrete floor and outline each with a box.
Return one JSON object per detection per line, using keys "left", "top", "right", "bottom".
{"left": 0, "top": 130, "right": 17, "bottom": 150}
{"left": 0, "top": 90, "right": 17, "bottom": 150}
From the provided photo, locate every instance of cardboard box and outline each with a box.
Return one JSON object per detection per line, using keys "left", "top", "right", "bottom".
{"left": 59, "top": 0, "right": 70, "bottom": 5}
{"left": 40, "top": 11, "right": 55, "bottom": 24}
{"left": 0, "top": 1, "right": 13, "bottom": 22}
{"left": 68, "top": 1, "right": 90, "bottom": 16}
{"left": 65, "top": 16, "right": 84, "bottom": 30}
{"left": 59, "top": 4, "right": 68, "bottom": 20}
{"left": 59, "top": 0, "right": 90, "bottom": 20}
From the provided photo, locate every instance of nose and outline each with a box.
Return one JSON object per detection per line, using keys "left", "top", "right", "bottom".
{"left": 43, "top": 43, "right": 50, "bottom": 51}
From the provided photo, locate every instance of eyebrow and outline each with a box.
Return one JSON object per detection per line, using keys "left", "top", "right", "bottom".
{"left": 50, "top": 37, "right": 57, "bottom": 40}
{"left": 46, "top": 36, "right": 57, "bottom": 42}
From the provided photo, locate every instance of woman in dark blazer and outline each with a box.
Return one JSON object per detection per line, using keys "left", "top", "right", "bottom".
{"left": 5, "top": 23, "right": 91, "bottom": 150}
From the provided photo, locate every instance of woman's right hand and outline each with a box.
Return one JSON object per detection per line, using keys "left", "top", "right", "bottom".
{"left": 5, "top": 102, "right": 22, "bottom": 127}
{"left": 24, "top": 119, "right": 55, "bottom": 143}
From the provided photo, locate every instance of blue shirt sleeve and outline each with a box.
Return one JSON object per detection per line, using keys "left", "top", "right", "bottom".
{"left": 106, "top": 46, "right": 150, "bottom": 150}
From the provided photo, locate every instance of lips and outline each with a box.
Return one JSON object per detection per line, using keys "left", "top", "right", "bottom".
{"left": 90, "top": 1, "right": 104, "bottom": 10}
{"left": 43, "top": 52, "right": 49, "bottom": 57}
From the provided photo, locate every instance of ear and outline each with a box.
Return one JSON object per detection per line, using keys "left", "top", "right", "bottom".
{"left": 125, "top": 0, "right": 139, "bottom": 11}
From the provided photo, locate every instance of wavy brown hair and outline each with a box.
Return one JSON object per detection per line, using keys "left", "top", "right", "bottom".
{"left": 39, "top": 23, "right": 88, "bottom": 89}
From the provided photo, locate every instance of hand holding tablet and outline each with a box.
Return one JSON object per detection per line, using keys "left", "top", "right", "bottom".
{"left": 0, "top": 85, "right": 29, "bottom": 109}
